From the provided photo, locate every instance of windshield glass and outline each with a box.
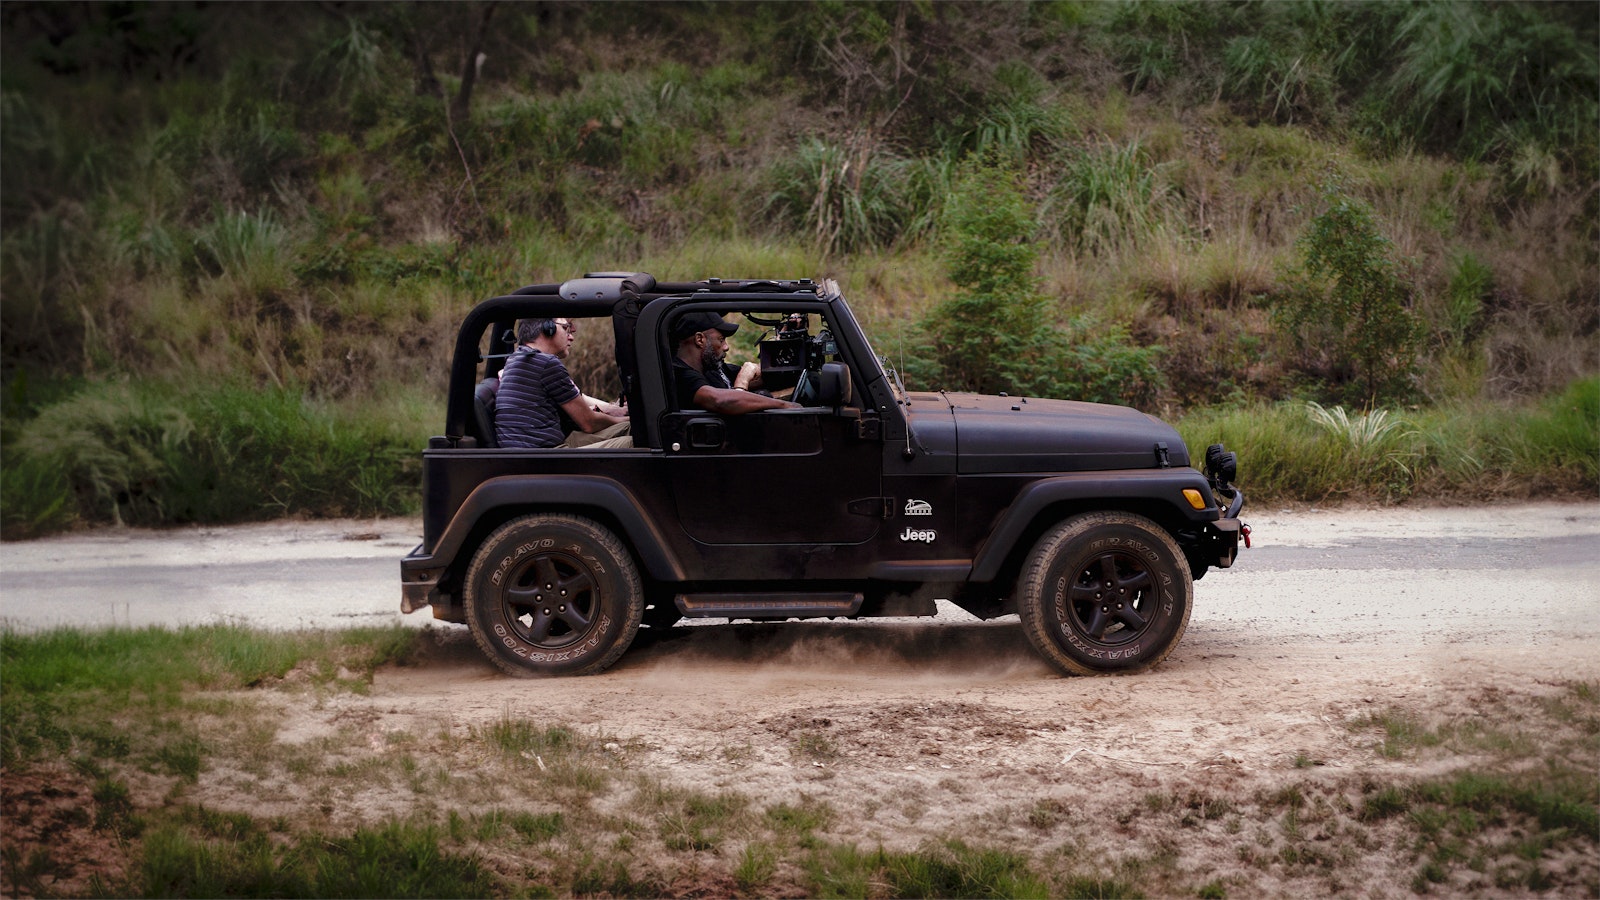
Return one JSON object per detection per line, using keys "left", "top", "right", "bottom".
{"left": 853, "top": 323, "right": 909, "bottom": 402}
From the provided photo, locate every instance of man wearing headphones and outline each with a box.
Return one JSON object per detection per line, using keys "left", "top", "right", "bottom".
{"left": 495, "top": 317, "right": 631, "bottom": 449}
{"left": 672, "top": 312, "right": 800, "bottom": 414}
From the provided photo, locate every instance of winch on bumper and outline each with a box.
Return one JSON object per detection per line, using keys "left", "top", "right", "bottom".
{"left": 1196, "top": 442, "right": 1249, "bottom": 572}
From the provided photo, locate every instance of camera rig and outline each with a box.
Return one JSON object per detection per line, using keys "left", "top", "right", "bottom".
{"left": 750, "top": 312, "right": 837, "bottom": 392}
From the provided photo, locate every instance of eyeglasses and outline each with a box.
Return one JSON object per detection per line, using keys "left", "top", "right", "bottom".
{"left": 554, "top": 321, "right": 577, "bottom": 334}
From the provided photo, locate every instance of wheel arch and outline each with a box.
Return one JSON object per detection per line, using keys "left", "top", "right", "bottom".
{"left": 430, "top": 476, "right": 687, "bottom": 591}
{"left": 968, "top": 473, "right": 1213, "bottom": 597}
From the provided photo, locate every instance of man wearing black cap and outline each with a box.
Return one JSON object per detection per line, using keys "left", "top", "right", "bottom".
{"left": 672, "top": 311, "right": 802, "bottom": 414}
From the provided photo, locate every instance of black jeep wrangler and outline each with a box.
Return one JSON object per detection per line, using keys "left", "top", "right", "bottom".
{"left": 400, "top": 273, "right": 1246, "bottom": 677}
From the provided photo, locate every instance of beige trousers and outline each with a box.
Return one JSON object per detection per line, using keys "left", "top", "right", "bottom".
{"left": 560, "top": 420, "right": 632, "bottom": 449}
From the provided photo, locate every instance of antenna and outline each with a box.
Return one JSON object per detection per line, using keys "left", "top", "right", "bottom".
{"left": 893, "top": 320, "right": 917, "bottom": 460}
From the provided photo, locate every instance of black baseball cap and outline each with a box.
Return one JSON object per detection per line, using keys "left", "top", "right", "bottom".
{"left": 671, "top": 311, "right": 739, "bottom": 342}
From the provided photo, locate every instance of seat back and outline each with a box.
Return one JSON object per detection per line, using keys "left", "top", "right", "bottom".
{"left": 472, "top": 377, "right": 499, "bottom": 448}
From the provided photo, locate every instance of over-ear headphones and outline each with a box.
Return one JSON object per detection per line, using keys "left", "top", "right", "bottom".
{"left": 539, "top": 318, "right": 557, "bottom": 338}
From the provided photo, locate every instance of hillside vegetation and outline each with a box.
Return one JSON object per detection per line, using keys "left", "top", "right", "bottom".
{"left": 2, "top": 1, "right": 1595, "bottom": 535}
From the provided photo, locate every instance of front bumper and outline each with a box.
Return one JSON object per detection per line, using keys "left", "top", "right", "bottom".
{"left": 1206, "top": 484, "right": 1246, "bottom": 569}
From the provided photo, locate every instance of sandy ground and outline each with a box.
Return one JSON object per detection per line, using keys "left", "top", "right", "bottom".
{"left": 4, "top": 502, "right": 1599, "bottom": 896}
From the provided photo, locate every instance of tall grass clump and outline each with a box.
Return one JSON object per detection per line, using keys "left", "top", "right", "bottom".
{"left": 940, "top": 62, "right": 1075, "bottom": 164}
{"left": 765, "top": 136, "right": 913, "bottom": 255}
{"left": 1379, "top": 3, "right": 1599, "bottom": 167}
{"left": 1304, "top": 401, "right": 1414, "bottom": 455}
{"left": 193, "top": 207, "right": 291, "bottom": 294}
{"left": 1097, "top": 0, "right": 1230, "bottom": 94}
{"left": 1222, "top": 29, "right": 1335, "bottom": 126}
{"left": 1047, "top": 139, "right": 1176, "bottom": 258}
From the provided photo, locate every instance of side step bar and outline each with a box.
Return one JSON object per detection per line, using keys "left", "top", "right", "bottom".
{"left": 675, "top": 591, "right": 864, "bottom": 620}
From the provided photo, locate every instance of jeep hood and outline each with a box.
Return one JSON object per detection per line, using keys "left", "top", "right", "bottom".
{"left": 905, "top": 392, "right": 1190, "bottom": 474}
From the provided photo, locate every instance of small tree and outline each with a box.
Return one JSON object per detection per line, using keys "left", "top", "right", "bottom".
{"left": 922, "top": 161, "right": 1048, "bottom": 394}
{"left": 913, "top": 159, "right": 1163, "bottom": 406}
{"left": 1278, "top": 184, "right": 1421, "bottom": 407}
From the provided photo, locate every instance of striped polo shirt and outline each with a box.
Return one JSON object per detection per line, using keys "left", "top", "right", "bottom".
{"left": 495, "top": 348, "right": 578, "bottom": 448}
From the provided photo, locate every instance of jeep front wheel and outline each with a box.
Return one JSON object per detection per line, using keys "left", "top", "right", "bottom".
{"left": 463, "top": 514, "right": 643, "bottom": 677}
{"left": 1017, "top": 512, "right": 1192, "bottom": 676}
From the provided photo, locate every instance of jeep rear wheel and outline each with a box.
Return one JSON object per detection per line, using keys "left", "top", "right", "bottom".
{"left": 1017, "top": 512, "right": 1192, "bottom": 676}
{"left": 463, "top": 514, "right": 643, "bottom": 677}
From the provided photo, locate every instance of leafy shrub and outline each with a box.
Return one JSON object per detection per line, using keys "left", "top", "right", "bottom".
{"left": 918, "top": 161, "right": 1043, "bottom": 394}
{"left": 1440, "top": 251, "right": 1492, "bottom": 347}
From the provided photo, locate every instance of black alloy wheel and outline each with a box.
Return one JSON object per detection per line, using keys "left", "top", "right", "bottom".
{"left": 1017, "top": 511, "right": 1193, "bottom": 676}
{"left": 463, "top": 513, "right": 643, "bottom": 677}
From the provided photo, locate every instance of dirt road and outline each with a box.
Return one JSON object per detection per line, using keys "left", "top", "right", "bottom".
{"left": 4, "top": 503, "right": 1598, "bottom": 895}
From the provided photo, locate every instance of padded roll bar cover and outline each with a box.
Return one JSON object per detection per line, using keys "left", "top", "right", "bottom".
{"left": 559, "top": 273, "right": 656, "bottom": 302}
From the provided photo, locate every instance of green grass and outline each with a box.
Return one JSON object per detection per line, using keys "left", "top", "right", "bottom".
{"left": 0, "top": 624, "right": 421, "bottom": 770}
{"left": 1177, "top": 377, "right": 1599, "bottom": 504}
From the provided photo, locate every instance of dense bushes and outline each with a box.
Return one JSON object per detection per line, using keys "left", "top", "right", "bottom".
{"left": 1, "top": 380, "right": 426, "bottom": 538}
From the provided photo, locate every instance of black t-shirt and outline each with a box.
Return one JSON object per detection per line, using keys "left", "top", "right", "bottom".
{"left": 671, "top": 356, "right": 712, "bottom": 410}
{"left": 703, "top": 360, "right": 740, "bottom": 390}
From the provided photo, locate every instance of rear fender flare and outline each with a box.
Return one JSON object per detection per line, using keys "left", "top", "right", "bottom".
{"left": 429, "top": 476, "right": 685, "bottom": 581}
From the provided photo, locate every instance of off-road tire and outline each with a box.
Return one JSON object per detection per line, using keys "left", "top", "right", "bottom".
{"left": 463, "top": 513, "right": 643, "bottom": 677}
{"left": 1017, "top": 511, "right": 1193, "bottom": 676}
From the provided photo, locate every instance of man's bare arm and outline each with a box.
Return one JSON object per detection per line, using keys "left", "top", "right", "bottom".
{"left": 560, "top": 395, "right": 627, "bottom": 432}
{"left": 732, "top": 361, "right": 762, "bottom": 391}
{"left": 581, "top": 393, "right": 627, "bottom": 417}
{"left": 693, "top": 385, "right": 800, "bottom": 414}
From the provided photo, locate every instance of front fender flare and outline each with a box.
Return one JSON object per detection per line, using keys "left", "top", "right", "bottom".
{"left": 968, "top": 470, "right": 1219, "bottom": 583}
